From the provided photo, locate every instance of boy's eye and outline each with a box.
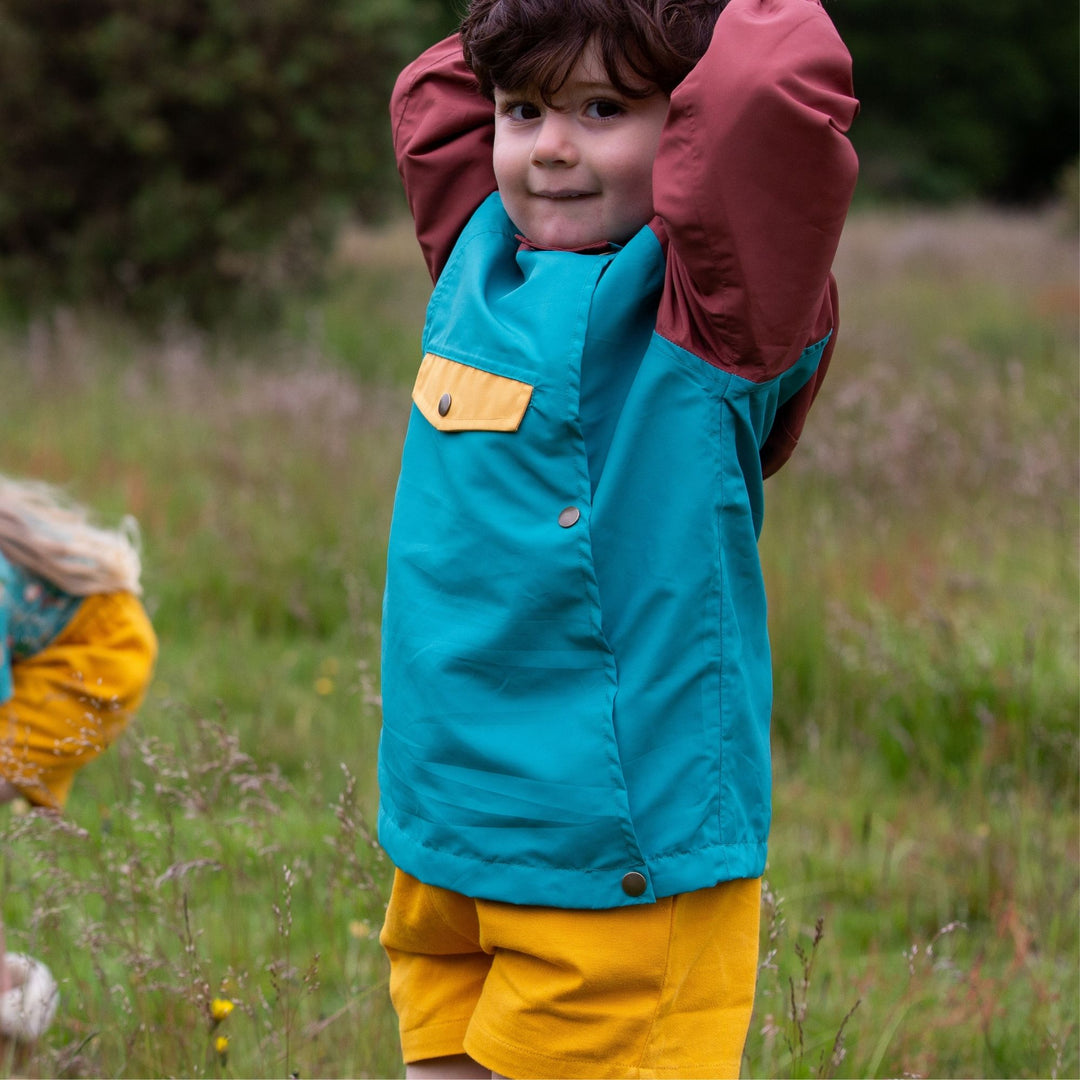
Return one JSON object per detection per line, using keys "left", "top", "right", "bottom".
{"left": 503, "top": 101, "right": 542, "bottom": 122}
{"left": 585, "top": 99, "right": 624, "bottom": 120}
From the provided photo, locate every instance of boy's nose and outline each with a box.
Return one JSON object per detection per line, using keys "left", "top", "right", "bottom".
{"left": 531, "top": 115, "right": 579, "bottom": 167}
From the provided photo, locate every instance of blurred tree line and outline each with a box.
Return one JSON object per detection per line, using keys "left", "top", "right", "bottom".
{"left": 0, "top": 0, "right": 455, "bottom": 321}
{"left": 0, "top": 0, "right": 1074, "bottom": 322}
{"left": 830, "top": 0, "right": 1078, "bottom": 204}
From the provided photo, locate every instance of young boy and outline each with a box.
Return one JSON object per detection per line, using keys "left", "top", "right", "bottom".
{"left": 377, "top": 1, "right": 858, "bottom": 1076}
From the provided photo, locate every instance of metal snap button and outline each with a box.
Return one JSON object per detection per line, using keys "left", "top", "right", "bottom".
{"left": 621, "top": 871, "right": 647, "bottom": 897}
{"left": 558, "top": 506, "right": 580, "bottom": 528}
{"left": 437, "top": 392, "right": 452, "bottom": 416}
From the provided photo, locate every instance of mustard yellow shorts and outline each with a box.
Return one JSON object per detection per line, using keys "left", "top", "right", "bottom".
{"left": 380, "top": 868, "right": 761, "bottom": 1079}
{"left": 0, "top": 591, "right": 157, "bottom": 810}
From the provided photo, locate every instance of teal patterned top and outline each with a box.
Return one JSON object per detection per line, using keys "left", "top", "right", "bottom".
{"left": 0, "top": 549, "right": 82, "bottom": 703}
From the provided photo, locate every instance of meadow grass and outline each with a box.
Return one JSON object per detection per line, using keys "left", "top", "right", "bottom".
{"left": 0, "top": 205, "right": 1076, "bottom": 1078}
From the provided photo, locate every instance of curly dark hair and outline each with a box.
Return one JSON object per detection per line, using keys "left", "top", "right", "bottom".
{"left": 460, "top": 0, "right": 728, "bottom": 100}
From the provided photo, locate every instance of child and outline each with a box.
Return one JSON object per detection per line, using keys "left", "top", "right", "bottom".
{"left": 0, "top": 475, "right": 158, "bottom": 1052}
{"left": 378, "top": 0, "right": 858, "bottom": 1076}
{"left": 0, "top": 475, "right": 157, "bottom": 812}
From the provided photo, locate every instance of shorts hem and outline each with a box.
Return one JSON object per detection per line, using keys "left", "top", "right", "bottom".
{"left": 464, "top": 1024, "right": 742, "bottom": 1080}
{"left": 401, "top": 1016, "right": 472, "bottom": 1065}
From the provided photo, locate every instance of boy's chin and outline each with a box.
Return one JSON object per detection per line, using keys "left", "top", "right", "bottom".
{"left": 515, "top": 222, "right": 629, "bottom": 252}
{"left": 516, "top": 209, "right": 651, "bottom": 252}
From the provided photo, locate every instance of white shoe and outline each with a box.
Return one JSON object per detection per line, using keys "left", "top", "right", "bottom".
{"left": 0, "top": 953, "right": 59, "bottom": 1042}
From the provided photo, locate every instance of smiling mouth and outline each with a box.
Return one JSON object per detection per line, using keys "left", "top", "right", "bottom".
{"left": 534, "top": 191, "right": 597, "bottom": 200}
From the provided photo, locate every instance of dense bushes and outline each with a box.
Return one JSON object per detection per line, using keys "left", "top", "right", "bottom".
{"left": 0, "top": 0, "right": 449, "bottom": 321}
{"left": 0, "top": 0, "right": 1074, "bottom": 320}
{"left": 831, "top": 0, "right": 1078, "bottom": 203}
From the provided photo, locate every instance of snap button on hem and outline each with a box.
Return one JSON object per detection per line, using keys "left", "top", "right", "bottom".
{"left": 621, "top": 871, "right": 647, "bottom": 897}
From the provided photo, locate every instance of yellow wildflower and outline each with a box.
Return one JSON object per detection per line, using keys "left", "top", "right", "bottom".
{"left": 314, "top": 676, "right": 334, "bottom": 695}
{"left": 214, "top": 1034, "right": 229, "bottom": 1060}
{"left": 210, "top": 998, "right": 235, "bottom": 1022}
{"left": 349, "top": 919, "right": 372, "bottom": 940}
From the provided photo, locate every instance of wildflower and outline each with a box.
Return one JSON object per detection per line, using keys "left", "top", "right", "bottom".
{"left": 349, "top": 919, "right": 372, "bottom": 940}
{"left": 214, "top": 1034, "right": 229, "bottom": 1063}
{"left": 314, "top": 676, "right": 334, "bottom": 696}
{"left": 210, "top": 998, "right": 235, "bottom": 1022}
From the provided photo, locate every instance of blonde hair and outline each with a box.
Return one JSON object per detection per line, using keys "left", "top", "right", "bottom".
{"left": 0, "top": 476, "right": 143, "bottom": 596}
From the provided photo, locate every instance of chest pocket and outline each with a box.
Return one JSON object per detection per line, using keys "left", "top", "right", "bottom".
{"left": 412, "top": 353, "right": 533, "bottom": 433}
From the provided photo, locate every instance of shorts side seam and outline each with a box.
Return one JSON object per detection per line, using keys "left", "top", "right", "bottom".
{"left": 633, "top": 895, "right": 676, "bottom": 1072}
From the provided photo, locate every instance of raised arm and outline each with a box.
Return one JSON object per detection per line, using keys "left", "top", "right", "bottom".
{"left": 390, "top": 35, "right": 498, "bottom": 281}
{"left": 653, "top": 0, "right": 858, "bottom": 470}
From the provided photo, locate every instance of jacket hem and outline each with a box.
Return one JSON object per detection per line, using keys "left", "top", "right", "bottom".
{"left": 379, "top": 808, "right": 766, "bottom": 909}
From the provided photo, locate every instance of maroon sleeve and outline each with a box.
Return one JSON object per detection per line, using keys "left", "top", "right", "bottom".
{"left": 390, "top": 35, "right": 498, "bottom": 282}
{"left": 758, "top": 274, "right": 839, "bottom": 477}
{"left": 652, "top": 0, "right": 858, "bottom": 404}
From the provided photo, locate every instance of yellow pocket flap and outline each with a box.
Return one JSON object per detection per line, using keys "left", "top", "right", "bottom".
{"left": 412, "top": 353, "right": 533, "bottom": 432}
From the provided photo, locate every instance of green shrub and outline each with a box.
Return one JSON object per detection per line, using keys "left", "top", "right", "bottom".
{"left": 0, "top": 0, "right": 448, "bottom": 322}
{"left": 833, "top": 0, "right": 1078, "bottom": 204}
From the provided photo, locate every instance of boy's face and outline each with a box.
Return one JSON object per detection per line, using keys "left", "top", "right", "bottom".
{"left": 492, "top": 41, "right": 669, "bottom": 251}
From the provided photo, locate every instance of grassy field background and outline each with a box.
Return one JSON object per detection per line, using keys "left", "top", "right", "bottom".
{"left": 0, "top": 205, "right": 1076, "bottom": 1078}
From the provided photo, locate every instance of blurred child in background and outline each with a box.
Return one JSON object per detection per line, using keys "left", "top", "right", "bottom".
{"left": 0, "top": 475, "right": 157, "bottom": 1055}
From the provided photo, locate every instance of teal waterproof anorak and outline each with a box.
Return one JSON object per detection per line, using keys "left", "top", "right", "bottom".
{"left": 379, "top": 0, "right": 859, "bottom": 909}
